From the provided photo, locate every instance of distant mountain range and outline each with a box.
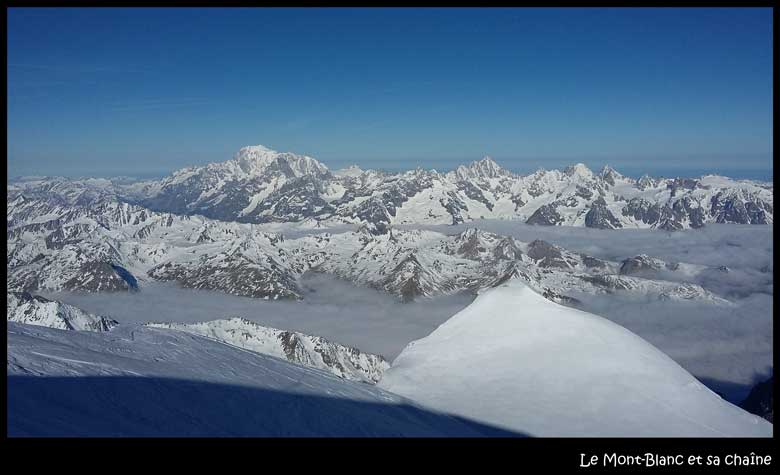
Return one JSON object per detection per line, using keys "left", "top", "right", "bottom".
{"left": 8, "top": 147, "right": 770, "bottom": 303}
{"left": 9, "top": 145, "right": 773, "bottom": 234}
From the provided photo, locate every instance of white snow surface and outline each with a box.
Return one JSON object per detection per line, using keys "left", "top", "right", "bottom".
{"left": 6, "top": 322, "right": 516, "bottom": 437}
{"left": 378, "top": 280, "right": 772, "bottom": 437}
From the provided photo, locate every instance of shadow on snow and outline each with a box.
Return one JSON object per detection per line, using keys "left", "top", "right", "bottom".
{"left": 7, "top": 375, "right": 526, "bottom": 437}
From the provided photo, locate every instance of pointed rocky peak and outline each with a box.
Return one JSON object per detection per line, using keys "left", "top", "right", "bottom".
{"left": 455, "top": 228, "right": 489, "bottom": 257}
{"left": 394, "top": 252, "right": 422, "bottom": 269}
{"left": 455, "top": 227, "right": 484, "bottom": 241}
{"left": 563, "top": 163, "right": 594, "bottom": 180}
{"left": 636, "top": 174, "right": 659, "bottom": 190}
{"left": 472, "top": 156, "right": 502, "bottom": 175}
{"left": 490, "top": 262, "right": 528, "bottom": 288}
{"left": 599, "top": 165, "right": 623, "bottom": 186}
{"left": 454, "top": 156, "right": 511, "bottom": 181}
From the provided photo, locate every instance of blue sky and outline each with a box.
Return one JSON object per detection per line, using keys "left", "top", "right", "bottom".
{"left": 7, "top": 7, "right": 773, "bottom": 179}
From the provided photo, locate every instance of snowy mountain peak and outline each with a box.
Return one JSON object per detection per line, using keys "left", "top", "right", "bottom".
{"left": 232, "top": 145, "right": 328, "bottom": 178}
{"left": 237, "top": 144, "right": 274, "bottom": 154}
{"left": 600, "top": 164, "right": 620, "bottom": 177}
{"left": 563, "top": 163, "right": 594, "bottom": 179}
{"left": 333, "top": 165, "right": 365, "bottom": 178}
{"left": 453, "top": 156, "right": 510, "bottom": 181}
{"left": 599, "top": 165, "right": 623, "bottom": 185}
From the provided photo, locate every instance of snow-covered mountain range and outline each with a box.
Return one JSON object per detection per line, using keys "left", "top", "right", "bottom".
{"left": 7, "top": 189, "right": 735, "bottom": 307}
{"left": 9, "top": 145, "right": 773, "bottom": 233}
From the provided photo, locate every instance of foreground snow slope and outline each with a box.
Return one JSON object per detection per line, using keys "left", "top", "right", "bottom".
{"left": 379, "top": 280, "right": 772, "bottom": 437}
{"left": 7, "top": 322, "right": 518, "bottom": 437}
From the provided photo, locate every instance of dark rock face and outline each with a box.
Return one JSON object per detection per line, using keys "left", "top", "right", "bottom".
{"left": 6, "top": 219, "right": 62, "bottom": 241}
{"left": 526, "top": 240, "right": 573, "bottom": 269}
{"left": 382, "top": 254, "right": 427, "bottom": 303}
{"left": 142, "top": 176, "right": 218, "bottom": 217}
{"left": 542, "top": 289, "right": 581, "bottom": 307}
{"left": 622, "top": 198, "right": 662, "bottom": 226}
{"left": 582, "top": 255, "right": 608, "bottom": 269}
{"left": 584, "top": 204, "right": 622, "bottom": 229}
{"left": 672, "top": 197, "right": 706, "bottom": 228}
{"left": 619, "top": 255, "right": 665, "bottom": 275}
{"left": 667, "top": 178, "right": 701, "bottom": 196}
{"left": 454, "top": 229, "right": 522, "bottom": 262}
{"left": 623, "top": 196, "right": 710, "bottom": 230}
{"left": 493, "top": 238, "right": 522, "bottom": 261}
{"left": 148, "top": 253, "right": 302, "bottom": 300}
{"left": 349, "top": 197, "right": 392, "bottom": 235}
{"left": 745, "top": 202, "right": 769, "bottom": 224}
{"left": 510, "top": 194, "right": 526, "bottom": 211}
{"left": 739, "top": 377, "right": 773, "bottom": 423}
{"left": 575, "top": 186, "right": 593, "bottom": 200}
{"left": 600, "top": 167, "right": 619, "bottom": 187}
{"left": 439, "top": 192, "right": 468, "bottom": 225}
{"left": 579, "top": 274, "right": 635, "bottom": 292}
{"left": 63, "top": 261, "right": 137, "bottom": 292}
{"left": 44, "top": 223, "right": 100, "bottom": 250}
{"left": 241, "top": 176, "right": 335, "bottom": 223}
{"left": 458, "top": 181, "right": 494, "bottom": 211}
{"left": 456, "top": 230, "right": 489, "bottom": 260}
{"left": 344, "top": 172, "right": 442, "bottom": 230}
{"left": 636, "top": 175, "right": 658, "bottom": 190}
{"left": 526, "top": 204, "right": 564, "bottom": 226}
{"left": 710, "top": 192, "right": 773, "bottom": 225}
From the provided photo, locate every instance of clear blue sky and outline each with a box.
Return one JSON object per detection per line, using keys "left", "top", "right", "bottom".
{"left": 7, "top": 7, "right": 774, "bottom": 179}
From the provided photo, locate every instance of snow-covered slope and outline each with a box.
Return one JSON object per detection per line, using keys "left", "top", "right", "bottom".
{"left": 7, "top": 292, "right": 118, "bottom": 332}
{"left": 146, "top": 318, "right": 389, "bottom": 383}
{"left": 378, "top": 280, "right": 772, "bottom": 437}
{"left": 7, "top": 322, "right": 518, "bottom": 437}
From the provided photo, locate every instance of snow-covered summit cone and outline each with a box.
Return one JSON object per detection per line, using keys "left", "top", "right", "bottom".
{"left": 563, "top": 162, "right": 595, "bottom": 180}
{"left": 233, "top": 145, "right": 329, "bottom": 178}
{"left": 452, "top": 156, "right": 512, "bottom": 181}
{"left": 379, "top": 280, "right": 772, "bottom": 437}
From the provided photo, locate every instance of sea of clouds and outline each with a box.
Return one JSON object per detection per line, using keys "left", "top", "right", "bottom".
{"left": 47, "top": 222, "right": 772, "bottom": 403}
